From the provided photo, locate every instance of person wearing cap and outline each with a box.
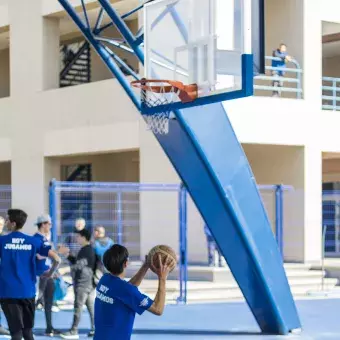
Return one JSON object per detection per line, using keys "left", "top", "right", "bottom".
{"left": 34, "top": 214, "right": 60, "bottom": 337}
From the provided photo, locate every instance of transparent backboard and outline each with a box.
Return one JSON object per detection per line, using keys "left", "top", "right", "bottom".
{"left": 144, "top": 0, "right": 253, "bottom": 104}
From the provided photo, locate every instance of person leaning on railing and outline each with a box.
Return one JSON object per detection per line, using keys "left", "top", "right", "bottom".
{"left": 271, "top": 43, "right": 293, "bottom": 97}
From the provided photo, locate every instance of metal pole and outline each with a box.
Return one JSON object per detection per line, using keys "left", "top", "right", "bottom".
{"left": 49, "top": 179, "right": 58, "bottom": 246}
{"left": 117, "top": 192, "right": 123, "bottom": 245}
{"left": 322, "top": 225, "right": 327, "bottom": 291}
{"left": 177, "top": 184, "right": 188, "bottom": 304}
{"left": 275, "top": 185, "right": 284, "bottom": 257}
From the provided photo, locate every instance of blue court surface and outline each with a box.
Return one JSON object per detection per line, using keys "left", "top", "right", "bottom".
{"left": 2, "top": 298, "right": 340, "bottom": 339}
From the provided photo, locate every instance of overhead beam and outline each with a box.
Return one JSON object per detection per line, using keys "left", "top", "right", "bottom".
{"left": 44, "top": 0, "right": 139, "bottom": 20}
{"left": 323, "top": 32, "right": 340, "bottom": 44}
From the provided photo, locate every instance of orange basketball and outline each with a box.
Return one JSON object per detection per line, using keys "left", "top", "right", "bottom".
{"left": 147, "top": 245, "right": 177, "bottom": 273}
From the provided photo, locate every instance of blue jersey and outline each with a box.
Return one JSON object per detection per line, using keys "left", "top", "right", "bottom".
{"left": 33, "top": 233, "right": 51, "bottom": 276}
{"left": 0, "top": 231, "right": 51, "bottom": 299}
{"left": 94, "top": 273, "right": 153, "bottom": 340}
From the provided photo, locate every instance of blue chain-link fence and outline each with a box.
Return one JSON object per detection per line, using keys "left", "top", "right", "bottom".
{"left": 49, "top": 180, "right": 294, "bottom": 303}
{"left": 0, "top": 185, "right": 11, "bottom": 218}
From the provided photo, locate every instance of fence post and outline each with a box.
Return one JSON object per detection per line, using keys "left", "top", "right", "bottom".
{"left": 275, "top": 185, "right": 284, "bottom": 258}
{"left": 117, "top": 192, "right": 123, "bottom": 245}
{"left": 333, "top": 79, "right": 337, "bottom": 111}
{"left": 177, "top": 183, "right": 188, "bottom": 304}
{"left": 296, "top": 63, "right": 302, "bottom": 99}
{"left": 49, "top": 179, "right": 58, "bottom": 246}
{"left": 322, "top": 225, "right": 327, "bottom": 291}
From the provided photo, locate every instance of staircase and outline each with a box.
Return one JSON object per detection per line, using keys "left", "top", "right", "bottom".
{"left": 59, "top": 42, "right": 91, "bottom": 88}
{"left": 57, "top": 263, "right": 339, "bottom": 309}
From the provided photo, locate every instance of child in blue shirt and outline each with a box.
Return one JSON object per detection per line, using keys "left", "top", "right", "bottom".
{"left": 0, "top": 209, "right": 61, "bottom": 340}
{"left": 94, "top": 244, "right": 174, "bottom": 340}
{"left": 271, "top": 43, "right": 292, "bottom": 97}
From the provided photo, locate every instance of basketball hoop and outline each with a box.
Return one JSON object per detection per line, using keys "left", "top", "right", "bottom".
{"left": 131, "top": 79, "right": 198, "bottom": 135}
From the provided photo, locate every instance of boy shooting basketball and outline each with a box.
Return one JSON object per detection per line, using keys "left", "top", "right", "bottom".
{"left": 94, "top": 244, "right": 175, "bottom": 340}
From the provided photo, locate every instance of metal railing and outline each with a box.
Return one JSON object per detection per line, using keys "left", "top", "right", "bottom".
{"left": 254, "top": 56, "right": 303, "bottom": 99}
{"left": 322, "top": 77, "right": 340, "bottom": 111}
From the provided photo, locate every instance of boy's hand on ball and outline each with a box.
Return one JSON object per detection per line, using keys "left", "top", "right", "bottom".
{"left": 151, "top": 254, "right": 174, "bottom": 280}
{"left": 143, "top": 255, "right": 149, "bottom": 268}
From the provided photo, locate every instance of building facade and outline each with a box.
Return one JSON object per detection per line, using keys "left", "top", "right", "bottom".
{"left": 1, "top": 0, "right": 340, "bottom": 263}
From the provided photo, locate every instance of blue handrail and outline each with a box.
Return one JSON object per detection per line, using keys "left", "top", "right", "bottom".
{"left": 322, "top": 77, "right": 340, "bottom": 111}
{"left": 254, "top": 56, "right": 303, "bottom": 99}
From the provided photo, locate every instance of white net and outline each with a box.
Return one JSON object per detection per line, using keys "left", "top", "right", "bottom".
{"left": 139, "top": 82, "right": 179, "bottom": 135}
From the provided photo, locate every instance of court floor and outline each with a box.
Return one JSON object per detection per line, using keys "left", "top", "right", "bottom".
{"left": 2, "top": 298, "right": 340, "bottom": 339}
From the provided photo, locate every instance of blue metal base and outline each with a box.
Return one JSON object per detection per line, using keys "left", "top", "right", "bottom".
{"left": 155, "top": 103, "right": 301, "bottom": 334}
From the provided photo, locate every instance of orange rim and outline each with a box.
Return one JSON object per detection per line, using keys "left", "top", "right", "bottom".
{"left": 131, "top": 78, "right": 198, "bottom": 103}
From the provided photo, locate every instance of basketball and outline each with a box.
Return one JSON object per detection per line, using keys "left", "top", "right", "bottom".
{"left": 147, "top": 245, "right": 177, "bottom": 273}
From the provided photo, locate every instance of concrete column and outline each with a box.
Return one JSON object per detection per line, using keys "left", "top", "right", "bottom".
{"left": 10, "top": 97, "right": 60, "bottom": 233}
{"left": 303, "top": 146, "right": 322, "bottom": 262}
{"left": 9, "top": 0, "right": 60, "bottom": 95}
{"left": 303, "top": 0, "right": 322, "bottom": 106}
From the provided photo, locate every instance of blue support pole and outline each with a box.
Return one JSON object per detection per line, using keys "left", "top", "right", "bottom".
{"left": 275, "top": 185, "right": 284, "bottom": 258}
{"left": 57, "top": 0, "right": 141, "bottom": 111}
{"left": 177, "top": 183, "right": 188, "bottom": 304}
{"left": 49, "top": 179, "right": 58, "bottom": 247}
{"left": 117, "top": 192, "right": 123, "bottom": 245}
{"left": 97, "top": 0, "right": 144, "bottom": 63}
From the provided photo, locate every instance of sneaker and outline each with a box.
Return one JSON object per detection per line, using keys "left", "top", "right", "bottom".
{"left": 44, "top": 329, "right": 61, "bottom": 337}
{"left": 60, "top": 330, "right": 79, "bottom": 339}
{"left": 0, "top": 326, "right": 10, "bottom": 336}
{"left": 51, "top": 305, "right": 60, "bottom": 312}
{"left": 88, "top": 329, "right": 95, "bottom": 337}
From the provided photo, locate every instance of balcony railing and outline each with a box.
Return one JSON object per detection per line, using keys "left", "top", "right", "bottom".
{"left": 322, "top": 77, "right": 340, "bottom": 111}
{"left": 254, "top": 56, "right": 303, "bottom": 99}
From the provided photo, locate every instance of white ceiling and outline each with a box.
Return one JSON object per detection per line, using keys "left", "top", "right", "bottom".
{"left": 323, "top": 22, "right": 340, "bottom": 58}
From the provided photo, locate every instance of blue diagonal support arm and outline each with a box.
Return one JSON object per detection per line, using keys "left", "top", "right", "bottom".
{"left": 97, "top": 0, "right": 144, "bottom": 63}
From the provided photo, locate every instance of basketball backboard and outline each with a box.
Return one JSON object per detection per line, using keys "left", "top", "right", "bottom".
{"left": 141, "top": 0, "right": 265, "bottom": 114}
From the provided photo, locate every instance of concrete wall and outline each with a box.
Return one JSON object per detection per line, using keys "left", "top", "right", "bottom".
{"left": 323, "top": 55, "right": 340, "bottom": 78}
{"left": 244, "top": 144, "right": 305, "bottom": 262}
{"left": 323, "top": 158, "right": 340, "bottom": 182}
{"left": 0, "top": 48, "right": 9, "bottom": 98}
{"left": 0, "top": 161, "right": 10, "bottom": 184}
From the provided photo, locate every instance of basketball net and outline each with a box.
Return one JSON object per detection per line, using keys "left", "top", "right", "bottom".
{"left": 131, "top": 79, "right": 198, "bottom": 135}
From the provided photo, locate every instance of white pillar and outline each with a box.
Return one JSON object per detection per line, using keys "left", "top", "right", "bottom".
{"left": 303, "top": 0, "right": 322, "bottom": 106}
{"left": 9, "top": 0, "right": 60, "bottom": 95}
{"left": 304, "top": 146, "right": 322, "bottom": 262}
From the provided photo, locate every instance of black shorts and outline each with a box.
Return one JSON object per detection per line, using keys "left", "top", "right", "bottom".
{"left": 0, "top": 298, "right": 35, "bottom": 333}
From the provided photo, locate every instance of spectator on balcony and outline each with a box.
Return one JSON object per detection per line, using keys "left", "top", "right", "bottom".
{"left": 271, "top": 43, "right": 292, "bottom": 97}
